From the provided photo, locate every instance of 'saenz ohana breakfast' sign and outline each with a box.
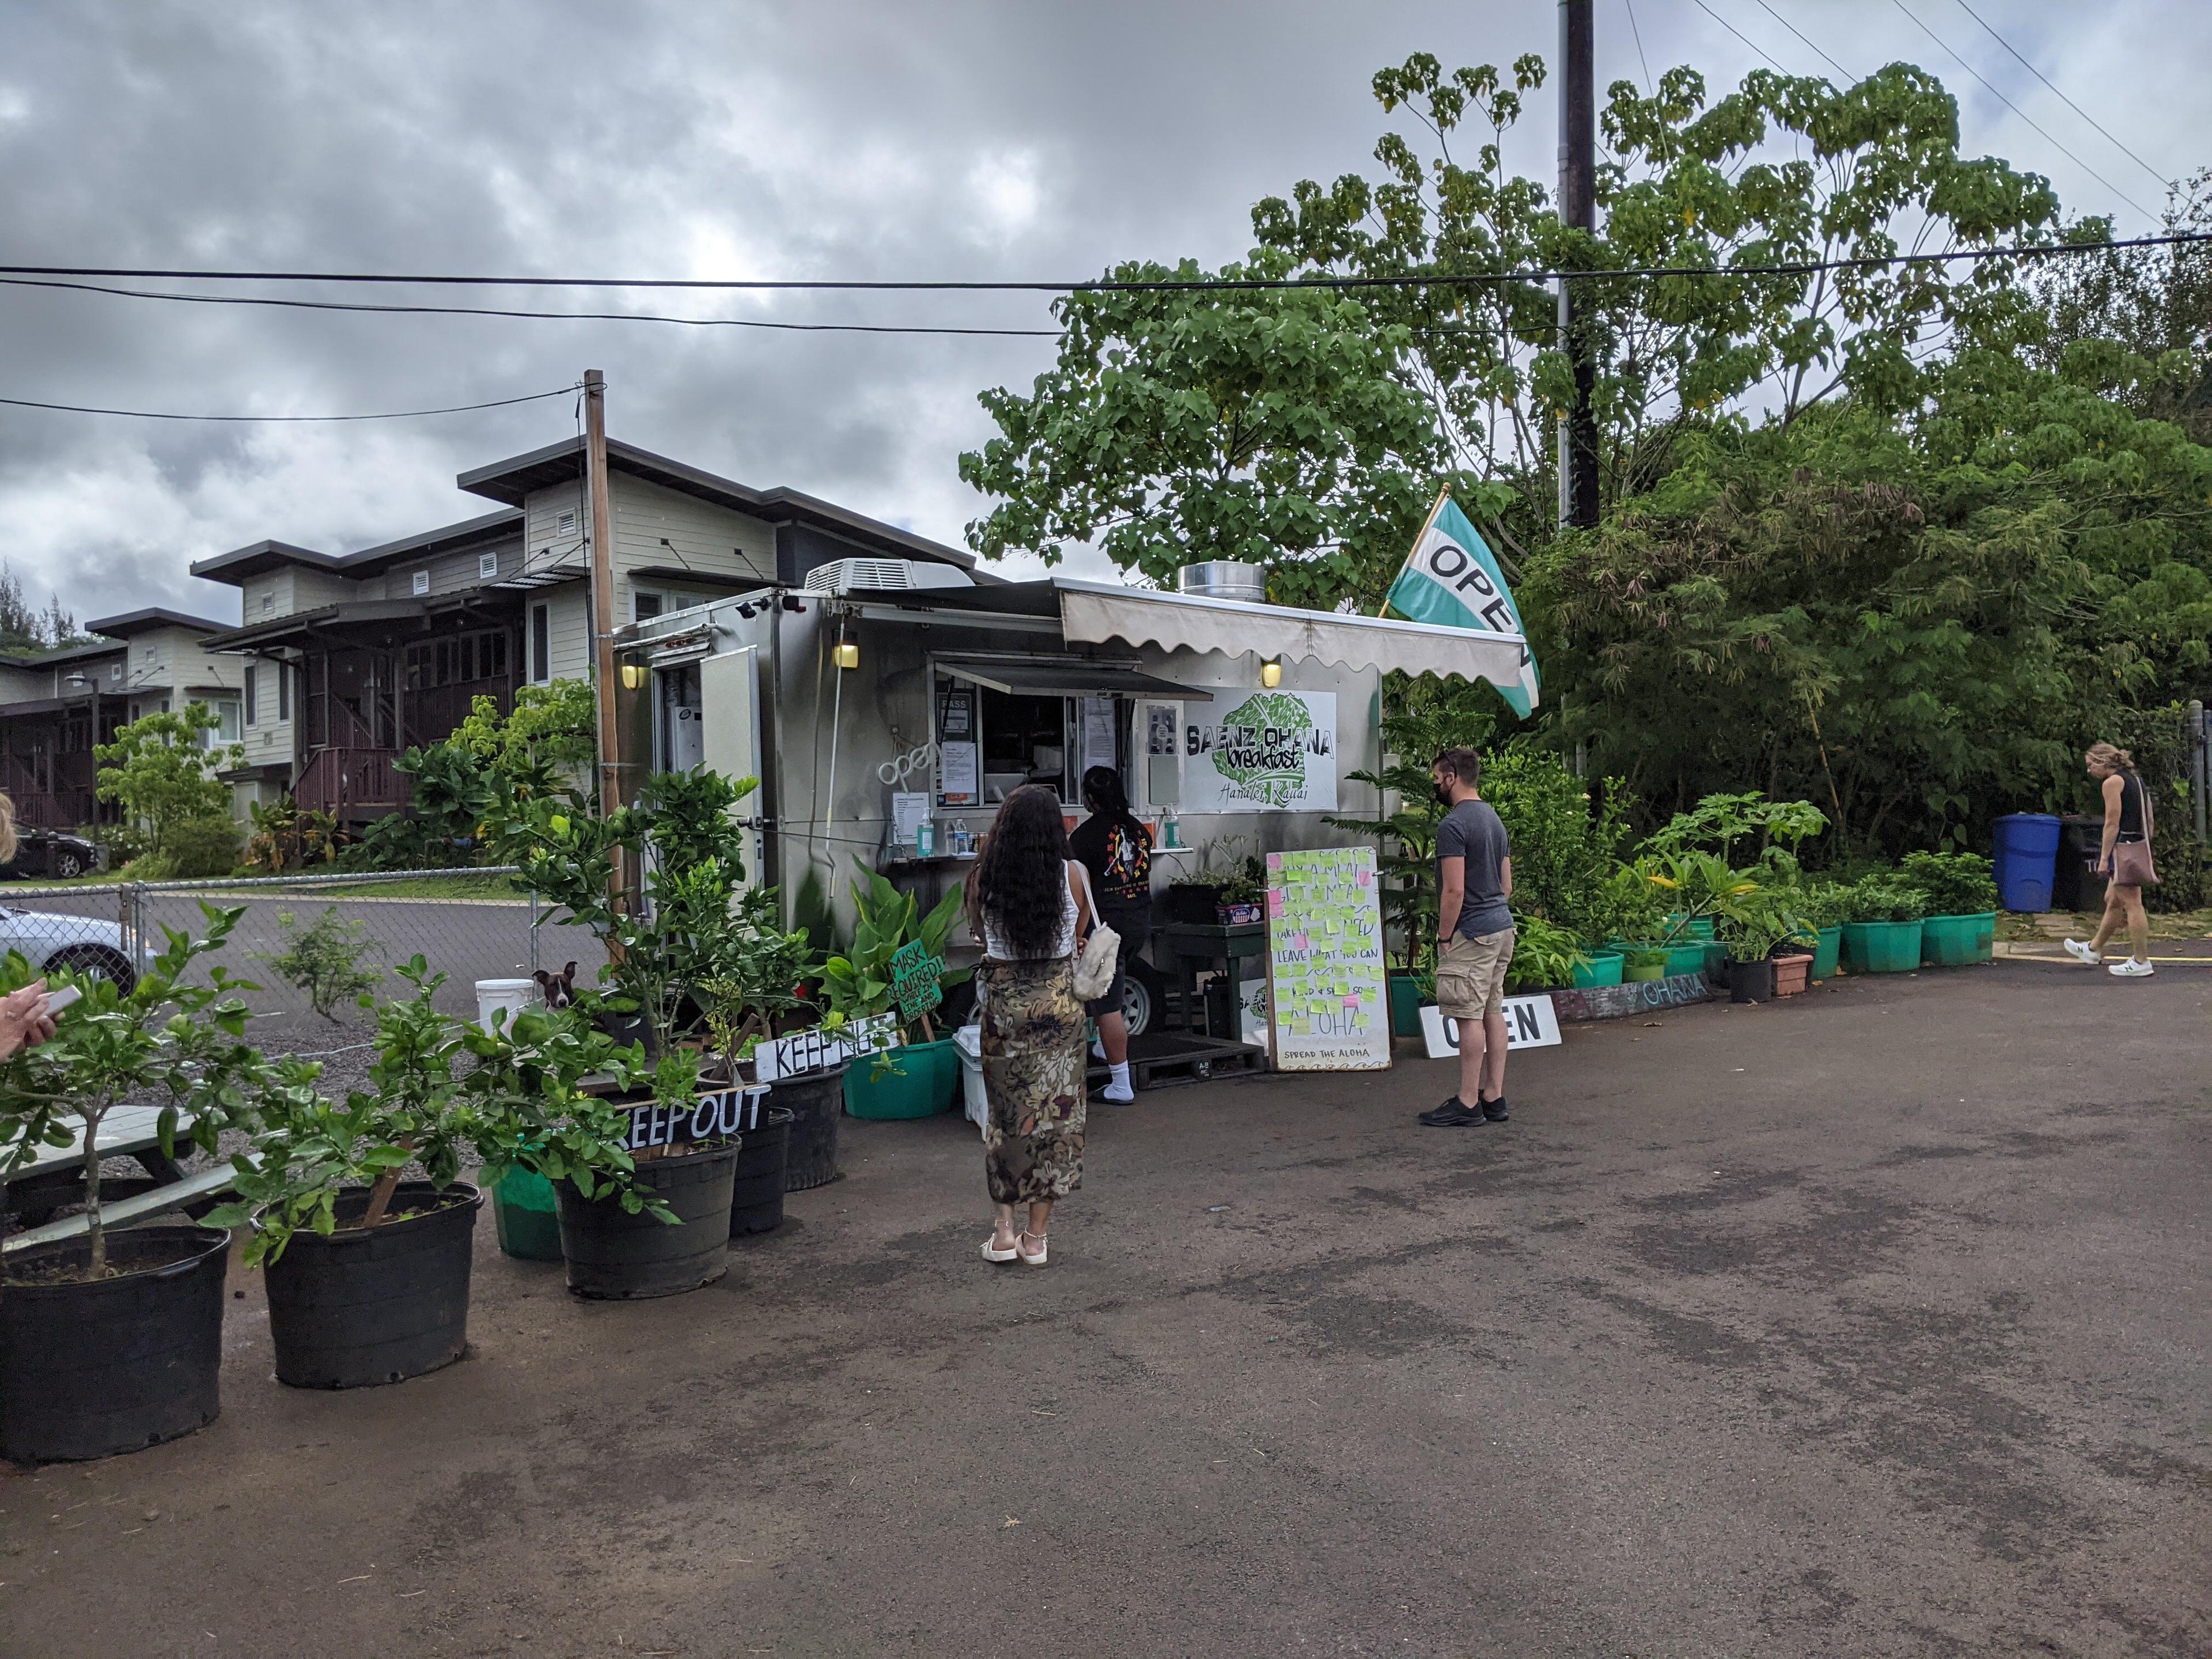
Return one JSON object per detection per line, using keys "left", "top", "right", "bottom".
{"left": 1182, "top": 690, "right": 1337, "bottom": 812}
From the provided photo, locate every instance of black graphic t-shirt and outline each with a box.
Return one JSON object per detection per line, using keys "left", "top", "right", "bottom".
{"left": 1070, "top": 812, "right": 1153, "bottom": 907}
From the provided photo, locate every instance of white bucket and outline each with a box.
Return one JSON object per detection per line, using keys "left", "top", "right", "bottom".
{"left": 475, "top": 978, "right": 539, "bottom": 1035}
{"left": 955, "top": 1024, "right": 987, "bottom": 1134}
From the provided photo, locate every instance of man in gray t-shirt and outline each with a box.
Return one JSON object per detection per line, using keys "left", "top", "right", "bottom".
{"left": 1420, "top": 747, "right": 1517, "bottom": 1129}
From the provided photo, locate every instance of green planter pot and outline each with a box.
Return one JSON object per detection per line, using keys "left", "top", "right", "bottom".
{"left": 1920, "top": 911, "right": 1997, "bottom": 966}
{"left": 1810, "top": 925, "right": 1842, "bottom": 979}
{"left": 1662, "top": 941, "right": 1710, "bottom": 979}
{"left": 1571, "top": 949, "right": 1624, "bottom": 989}
{"left": 1840, "top": 919, "right": 1924, "bottom": 974}
{"left": 1387, "top": 972, "right": 1429, "bottom": 1037}
{"left": 1666, "top": 914, "right": 1718, "bottom": 942}
{"left": 492, "top": 1167, "right": 563, "bottom": 1263}
{"left": 1622, "top": 957, "right": 1668, "bottom": 983}
{"left": 843, "top": 1040, "right": 957, "bottom": 1120}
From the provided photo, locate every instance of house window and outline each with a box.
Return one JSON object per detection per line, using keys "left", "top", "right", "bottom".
{"left": 634, "top": 590, "right": 665, "bottom": 623}
{"left": 209, "top": 700, "right": 241, "bottom": 745}
{"left": 411, "top": 569, "right": 431, "bottom": 597}
{"left": 262, "top": 592, "right": 276, "bottom": 615}
{"left": 244, "top": 666, "right": 258, "bottom": 727}
{"left": 276, "top": 663, "right": 291, "bottom": 721}
{"left": 404, "top": 628, "right": 509, "bottom": 691}
{"left": 108, "top": 662, "right": 122, "bottom": 683}
{"left": 530, "top": 604, "right": 551, "bottom": 684}
{"left": 479, "top": 551, "right": 499, "bottom": 581}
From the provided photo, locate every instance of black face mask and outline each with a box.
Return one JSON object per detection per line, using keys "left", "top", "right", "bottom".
{"left": 1433, "top": 779, "right": 1454, "bottom": 806}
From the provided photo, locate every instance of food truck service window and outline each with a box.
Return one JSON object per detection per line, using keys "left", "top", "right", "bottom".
{"left": 931, "top": 658, "right": 1212, "bottom": 810}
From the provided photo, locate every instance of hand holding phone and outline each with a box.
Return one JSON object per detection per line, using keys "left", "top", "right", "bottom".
{"left": 41, "top": 984, "right": 81, "bottom": 1016}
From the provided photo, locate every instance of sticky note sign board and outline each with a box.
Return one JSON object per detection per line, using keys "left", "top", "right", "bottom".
{"left": 1263, "top": 846, "right": 1391, "bottom": 1071}
{"left": 1418, "top": 997, "right": 1562, "bottom": 1059}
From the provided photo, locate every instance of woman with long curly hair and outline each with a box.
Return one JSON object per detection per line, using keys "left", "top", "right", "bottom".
{"left": 967, "top": 784, "right": 1093, "bottom": 1267}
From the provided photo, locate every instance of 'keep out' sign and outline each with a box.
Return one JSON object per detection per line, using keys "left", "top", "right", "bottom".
{"left": 623, "top": 1084, "right": 770, "bottom": 1153}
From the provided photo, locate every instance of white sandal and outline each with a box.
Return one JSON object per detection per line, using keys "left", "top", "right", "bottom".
{"left": 1018, "top": 1229, "right": 1048, "bottom": 1267}
{"left": 981, "top": 1232, "right": 1020, "bottom": 1263}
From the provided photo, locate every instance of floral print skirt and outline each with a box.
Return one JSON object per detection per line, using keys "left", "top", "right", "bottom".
{"left": 978, "top": 955, "right": 1086, "bottom": 1205}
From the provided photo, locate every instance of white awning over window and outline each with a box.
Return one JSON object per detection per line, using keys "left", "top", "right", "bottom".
{"left": 1051, "top": 577, "right": 1534, "bottom": 703}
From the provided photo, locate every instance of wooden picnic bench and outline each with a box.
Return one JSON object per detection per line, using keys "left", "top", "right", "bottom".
{"left": 1, "top": 1104, "right": 240, "bottom": 1253}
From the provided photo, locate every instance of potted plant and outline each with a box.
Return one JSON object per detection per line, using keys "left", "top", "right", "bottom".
{"left": 1898, "top": 851, "right": 1999, "bottom": 966}
{"left": 1838, "top": 874, "right": 1927, "bottom": 973}
{"left": 1161, "top": 835, "right": 1254, "bottom": 926}
{"left": 462, "top": 1003, "right": 736, "bottom": 1301}
{"left": 1502, "top": 915, "right": 1589, "bottom": 994}
{"left": 0, "top": 908, "right": 263, "bottom": 1463}
{"left": 824, "top": 867, "right": 967, "bottom": 1120}
{"left": 206, "top": 959, "right": 484, "bottom": 1389}
{"left": 1717, "top": 902, "right": 1800, "bottom": 1003}
{"left": 1790, "top": 880, "right": 1850, "bottom": 979}
{"left": 1214, "top": 863, "right": 1266, "bottom": 926}
{"left": 1620, "top": 945, "right": 1671, "bottom": 983}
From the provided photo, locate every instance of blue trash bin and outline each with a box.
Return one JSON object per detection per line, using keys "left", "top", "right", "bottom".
{"left": 1993, "top": 812, "right": 2062, "bottom": 912}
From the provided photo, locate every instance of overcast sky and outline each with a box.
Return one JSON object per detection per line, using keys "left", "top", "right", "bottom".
{"left": 1, "top": 0, "right": 2203, "bottom": 628}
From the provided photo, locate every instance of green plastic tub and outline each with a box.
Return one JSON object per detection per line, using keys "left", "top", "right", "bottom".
{"left": 1571, "top": 949, "right": 1624, "bottom": 989}
{"left": 493, "top": 1167, "right": 563, "bottom": 1262}
{"left": 843, "top": 1040, "right": 959, "bottom": 1119}
{"left": 1920, "top": 911, "right": 1997, "bottom": 966}
{"left": 1387, "top": 972, "right": 1428, "bottom": 1037}
{"left": 1662, "top": 941, "right": 1711, "bottom": 979}
{"left": 1840, "top": 919, "right": 1925, "bottom": 974}
{"left": 1811, "top": 925, "right": 1842, "bottom": 979}
{"left": 1666, "top": 915, "right": 1718, "bottom": 942}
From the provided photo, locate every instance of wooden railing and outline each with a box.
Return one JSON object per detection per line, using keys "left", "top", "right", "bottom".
{"left": 296, "top": 747, "right": 410, "bottom": 821}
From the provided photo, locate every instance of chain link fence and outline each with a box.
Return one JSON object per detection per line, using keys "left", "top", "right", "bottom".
{"left": 0, "top": 868, "right": 609, "bottom": 1062}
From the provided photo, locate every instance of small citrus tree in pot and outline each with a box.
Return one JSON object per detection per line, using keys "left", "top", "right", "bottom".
{"left": 0, "top": 907, "right": 263, "bottom": 1463}
{"left": 206, "top": 958, "right": 488, "bottom": 1389}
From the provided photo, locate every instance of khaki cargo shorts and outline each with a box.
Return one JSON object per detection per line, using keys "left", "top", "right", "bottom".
{"left": 1435, "top": 927, "right": 1515, "bottom": 1020}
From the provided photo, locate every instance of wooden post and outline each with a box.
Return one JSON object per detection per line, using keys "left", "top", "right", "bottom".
{"left": 584, "top": 369, "right": 622, "bottom": 819}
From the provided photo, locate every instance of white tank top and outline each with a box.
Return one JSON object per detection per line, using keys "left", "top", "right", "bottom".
{"left": 983, "top": 862, "right": 1082, "bottom": 961}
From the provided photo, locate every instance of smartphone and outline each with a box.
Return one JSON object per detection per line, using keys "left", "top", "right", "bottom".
{"left": 40, "top": 985, "right": 81, "bottom": 1016}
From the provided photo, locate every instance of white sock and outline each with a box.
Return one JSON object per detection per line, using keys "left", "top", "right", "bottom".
{"left": 1105, "top": 1062, "right": 1133, "bottom": 1099}
{"left": 1092, "top": 1039, "right": 1107, "bottom": 1060}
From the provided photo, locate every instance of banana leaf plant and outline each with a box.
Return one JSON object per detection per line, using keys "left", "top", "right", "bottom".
{"left": 820, "top": 865, "right": 968, "bottom": 1040}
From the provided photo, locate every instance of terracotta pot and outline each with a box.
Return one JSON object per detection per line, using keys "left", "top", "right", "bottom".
{"left": 1771, "top": 952, "right": 1813, "bottom": 997}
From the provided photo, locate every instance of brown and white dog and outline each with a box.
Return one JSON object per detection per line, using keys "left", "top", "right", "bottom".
{"left": 533, "top": 961, "right": 579, "bottom": 1009}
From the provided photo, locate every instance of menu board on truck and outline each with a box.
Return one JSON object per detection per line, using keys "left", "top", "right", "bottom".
{"left": 1262, "top": 846, "right": 1391, "bottom": 1071}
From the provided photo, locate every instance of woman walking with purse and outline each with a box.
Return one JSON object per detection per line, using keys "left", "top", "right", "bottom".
{"left": 2066, "top": 742, "right": 2159, "bottom": 978}
{"left": 969, "top": 785, "right": 1095, "bottom": 1266}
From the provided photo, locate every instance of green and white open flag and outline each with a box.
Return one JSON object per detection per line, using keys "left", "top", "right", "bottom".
{"left": 1381, "top": 490, "right": 1540, "bottom": 717}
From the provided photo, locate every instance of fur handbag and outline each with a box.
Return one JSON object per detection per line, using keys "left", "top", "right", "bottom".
{"left": 1073, "top": 922, "right": 1122, "bottom": 1002}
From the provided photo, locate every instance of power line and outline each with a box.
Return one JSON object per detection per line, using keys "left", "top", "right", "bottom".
{"left": 1690, "top": 0, "right": 1790, "bottom": 75}
{"left": 0, "top": 275, "right": 1062, "bottom": 338}
{"left": 1945, "top": 0, "right": 2173, "bottom": 194}
{"left": 1886, "top": 0, "right": 2153, "bottom": 221}
{"left": 1622, "top": 0, "right": 1655, "bottom": 95}
{"left": 1750, "top": 0, "right": 1853, "bottom": 83}
{"left": 2, "top": 231, "right": 2206, "bottom": 294}
{"left": 0, "top": 384, "right": 580, "bottom": 423}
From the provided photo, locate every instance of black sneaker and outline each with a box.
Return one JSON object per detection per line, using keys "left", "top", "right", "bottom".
{"left": 1480, "top": 1096, "right": 1510, "bottom": 1123}
{"left": 1419, "top": 1096, "right": 1485, "bottom": 1127}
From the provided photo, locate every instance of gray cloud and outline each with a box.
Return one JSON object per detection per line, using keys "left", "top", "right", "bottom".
{"left": 0, "top": 0, "right": 2201, "bottom": 625}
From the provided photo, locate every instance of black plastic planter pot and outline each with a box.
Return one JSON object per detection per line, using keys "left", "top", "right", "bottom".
{"left": 0, "top": 1226, "right": 228, "bottom": 1464}
{"left": 264, "top": 1183, "right": 482, "bottom": 1390}
{"left": 1729, "top": 959, "right": 1777, "bottom": 1003}
{"left": 729, "top": 1108, "right": 793, "bottom": 1235}
{"left": 769, "top": 1061, "right": 849, "bottom": 1191}
{"left": 556, "top": 1141, "right": 740, "bottom": 1300}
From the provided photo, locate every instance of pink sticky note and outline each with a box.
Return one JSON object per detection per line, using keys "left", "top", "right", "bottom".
{"left": 1266, "top": 891, "right": 1286, "bottom": 916}
{"left": 1354, "top": 868, "right": 1372, "bottom": 887}
{"left": 1266, "top": 853, "right": 1283, "bottom": 870}
{"left": 1293, "top": 932, "right": 1310, "bottom": 951}
{"left": 1342, "top": 994, "right": 1360, "bottom": 1007}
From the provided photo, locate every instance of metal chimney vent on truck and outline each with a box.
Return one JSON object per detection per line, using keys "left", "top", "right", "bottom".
{"left": 1175, "top": 562, "right": 1267, "bottom": 603}
{"left": 800, "top": 558, "right": 975, "bottom": 596}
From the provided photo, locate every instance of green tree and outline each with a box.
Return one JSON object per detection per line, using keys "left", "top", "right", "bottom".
{"left": 1251, "top": 54, "right": 2060, "bottom": 524}
{"left": 94, "top": 703, "right": 243, "bottom": 857}
{"left": 959, "top": 249, "right": 1448, "bottom": 609}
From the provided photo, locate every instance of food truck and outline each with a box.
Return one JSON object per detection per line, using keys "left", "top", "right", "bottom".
{"left": 616, "top": 553, "right": 1527, "bottom": 1043}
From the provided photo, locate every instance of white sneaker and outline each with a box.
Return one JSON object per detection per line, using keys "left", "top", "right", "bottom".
{"left": 2108, "top": 958, "right": 2155, "bottom": 978}
{"left": 2063, "top": 938, "right": 2102, "bottom": 965}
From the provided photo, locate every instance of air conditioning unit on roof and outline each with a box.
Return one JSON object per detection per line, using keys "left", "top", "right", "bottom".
{"left": 801, "top": 557, "right": 974, "bottom": 596}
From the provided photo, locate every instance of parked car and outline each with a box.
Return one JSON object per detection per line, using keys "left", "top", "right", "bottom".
{"left": 0, "top": 827, "right": 101, "bottom": 881}
{"left": 0, "top": 905, "right": 135, "bottom": 991}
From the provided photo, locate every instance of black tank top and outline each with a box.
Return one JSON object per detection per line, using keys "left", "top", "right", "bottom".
{"left": 2117, "top": 772, "right": 2146, "bottom": 838}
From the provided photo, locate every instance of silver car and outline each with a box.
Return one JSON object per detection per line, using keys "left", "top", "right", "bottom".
{"left": 0, "top": 906, "right": 136, "bottom": 992}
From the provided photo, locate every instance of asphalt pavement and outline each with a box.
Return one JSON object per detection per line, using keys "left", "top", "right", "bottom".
{"left": 2, "top": 954, "right": 2206, "bottom": 1657}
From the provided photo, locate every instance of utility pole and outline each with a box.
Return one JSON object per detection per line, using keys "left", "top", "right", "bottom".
{"left": 1558, "top": 0, "right": 1600, "bottom": 530}
{"left": 582, "top": 368, "right": 623, "bottom": 819}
